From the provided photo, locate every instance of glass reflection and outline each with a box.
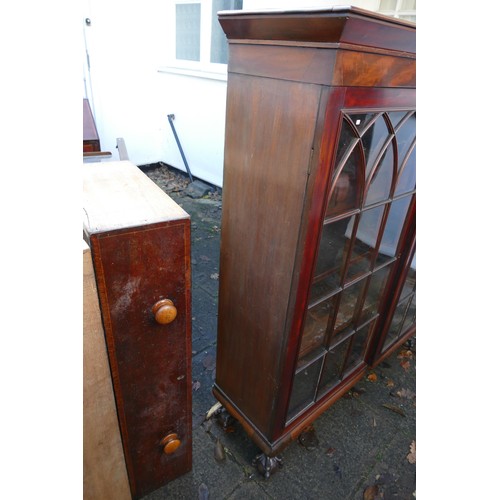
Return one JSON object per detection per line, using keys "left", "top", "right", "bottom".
{"left": 317, "top": 338, "right": 350, "bottom": 397}
{"left": 299, "top": 300, "right": 332, "bottom": 360}
{"left": 377, "top": 195, "right": 412, "bottom": 265}
{"left": 346, "top": 205, "right": 385, "bottom": 281}
{"left": 333, "top": 278, "right": 366, "bottom": 335}
{"left": 365, "top": 142, "right": 394, "bottom": 205}
{"left": 362, "top": 115, "right": 391, "bottom": 178}
{"left": 395, "top": 113, "right": 416, "bottom": 166}
{"left": 395, "top": 146, "right": 416, "bottom": 196}
{"left": 287, "top": 356, "right": 323, "bottom": 419}
{"left": 344, "top": 322, "right": 372, "bottom": 374}
{"left": 314, "top": 216, "right": 353, "bottom": 280}
{"left": 327, "top": 149, "right": 362, "bottom": 217}
{"left": 360, "top": 265, "right": 392, "bottom": 323}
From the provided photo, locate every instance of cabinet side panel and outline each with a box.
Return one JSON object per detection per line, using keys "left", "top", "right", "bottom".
{"left": 83, "top": 243, "right": 132, "bottom": 500}
{"left": 216, "top": 74, "right": 321, "bottom": 438}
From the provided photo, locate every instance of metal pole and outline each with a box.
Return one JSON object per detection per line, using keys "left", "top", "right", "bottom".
{"left": 167, "top": 114, "right": 194, "bottom": 183}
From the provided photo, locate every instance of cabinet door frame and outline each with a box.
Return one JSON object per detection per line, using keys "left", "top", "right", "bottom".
{"left": 274, "top": 86, "right": 416, "bottom": 441}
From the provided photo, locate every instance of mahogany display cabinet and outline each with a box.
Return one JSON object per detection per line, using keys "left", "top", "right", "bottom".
{"left": 83, "top": 161, "right": 192, "bottom": 499}
{"left": 213, "top": 7, "right": 416, "bottom": 476}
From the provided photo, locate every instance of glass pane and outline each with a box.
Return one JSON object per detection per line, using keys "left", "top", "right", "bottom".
{"left": 362, "top": 115, "right": 391, "bottom": 178}
{"left": 346, "top": 205, "right": 385, "bottom": 281}
{"left": 365, "top": 142, "right": 394, "bottom": 205}
{"left": 327, "top": 146, "right": 363, "bottom": 217}
{"left": 395, "top": 147, "right": 416, "bottom": 196}
{"left": 383, "top": 297, "right": 410, "bottom": 350}
{"left": 344, "top": 322, "right": 372, "bottom": 374}
{"left": 314, "top": 216, "right": 353, "bottom": 280}
{"left": 388, "top": 112, "right": 407, "bottom": 130}
{"left": 400, "top": 294, "right": 416, "bottom": 335}
{"left": 400, "top": 263, "right": 416, "bottom": 302}
{"left": 333, "top": 278, "right": 366, "bottom": 334}
{"left": 334, "top": 118, "right": 357, "bottom": 168}
{"left": 309, "top": 274, "right": 341, "bottom": 305}
{"left": 379, "top": 0, "right": 398, "bottom": 10}
{"left": 377, "top": 196, "right": 412, "bottom": 264}
{"left": 299, "top": 300, "right": 332, "bottom": 360}
{"left": 399, "top": 15, "right": 416, "bottom": 22}
{"left": 176, "top": 3, "right": 201, "bottom": 61}
{"left": 359, "top": 264, "right": 392, "bottom": 323}
{"left": 211, "top": 0, "right": 242, "bottom": 63}
{"left": 317, "top": 338, "right": 350, "bottom": 397}
{"left": 395, "top": 113, "right": 416, "bottom": 169}
{"left": 287, "top": 356, "right": 323, "bottom": 420}
{"left": 400, "top": 0, "right": 416, "bottom": 10}
{"left": 349, "top": 113, "right": 377, "bottom": 132}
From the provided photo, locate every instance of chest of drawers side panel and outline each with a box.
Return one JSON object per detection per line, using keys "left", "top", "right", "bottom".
{"left": 91, "top": 220, "right": 192, "bottom": 499}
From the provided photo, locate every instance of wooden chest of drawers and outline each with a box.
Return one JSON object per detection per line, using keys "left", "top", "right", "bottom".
{"left": 83, "top": 161, "right": 192, "bottom": 499}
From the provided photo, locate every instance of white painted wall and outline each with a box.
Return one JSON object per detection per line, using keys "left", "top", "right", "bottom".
{"left": 84, "top": 0, "right": 381, "bottom": 187}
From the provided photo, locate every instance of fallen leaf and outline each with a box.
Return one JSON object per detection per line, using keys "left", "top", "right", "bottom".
{"left": 367, "top": 373, "right": 378, "bottom": 382}
{"left": 198, "top": 482, "right": 209, "bottom": 500}
{"left": 396, "top": 388, "right": 415, "bottom": 399}
{"left": 385, "top": 379, "right": 395, "bottom": 388}
{"left": 325, "top": 447, "right": 335, "bottom": 457}
{"left": 214, "top": 438, "right": 226, "bottom": 462}
{"left": 203, "top": 354, "right": 216, "bottom": 370}
{"left": 400, "top": 360, "right": 411, "bottom": 372}
{"left": 210, "top": 273, "right": 219, "bottom": 280}
{"left": 398, "top": 349, "right": 413, "bottom": 359}
{"left": 382, "top": 403, "right": 406, "bottom": 417}
{"left": 192, "top": 380, "right": 201, "bottom": 391}
{"left": 206, "top": 401, "right": 222, "bottom": 420}
{"left": 363, "top": 484, "right": 380, "bottom": 500}
{"left": 407, "top": 440, "right": 416, "bottom": 464}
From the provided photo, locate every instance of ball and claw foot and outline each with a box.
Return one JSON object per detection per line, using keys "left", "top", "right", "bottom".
{"left": 252, "top": 453, "right": 283, "bottom": 479}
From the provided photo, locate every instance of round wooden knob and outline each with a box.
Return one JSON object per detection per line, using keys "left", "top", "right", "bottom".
{"left": 152, "top": 299, "right": 177, "bottom": 325}
{"left": 160, "top": 433, "right": 181, "bottom": 454}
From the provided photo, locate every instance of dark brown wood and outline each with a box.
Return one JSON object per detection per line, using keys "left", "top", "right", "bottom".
{"left": 216, "top": 73, "right": 322, "bottom": 438}
{"left": 83, "top": 98, "right": 101, "bottom": 152}
{"left": 219, "top": 6, "right": 416, "bottom": 53}
{"left": 214, "top": 7, "right": 416, "bottom": 472}
{"left": 84, "top": 162, "right": 192, "bottom": 499}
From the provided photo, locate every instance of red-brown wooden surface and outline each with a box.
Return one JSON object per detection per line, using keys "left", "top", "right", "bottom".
{"left": 90, "top": 220, "right": 192, "bottom": 499}
{"left": 214, "top": 7, "right": 416, "bottom": 458}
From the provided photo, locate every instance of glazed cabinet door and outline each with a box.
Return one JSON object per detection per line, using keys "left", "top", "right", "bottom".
{"left": 286, "top": 92, "right": 416, "bottom": 424}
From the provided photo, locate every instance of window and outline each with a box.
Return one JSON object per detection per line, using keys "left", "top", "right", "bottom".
{"left": 378, "top": 0, "right": 416, "bottom": 23}
{"left": 163, "top": 0, "right": 242, "bottom": 79}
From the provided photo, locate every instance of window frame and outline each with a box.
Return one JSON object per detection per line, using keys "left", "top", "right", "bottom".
{"left": 159, "top": 0, "right": 237, "bottom": 81}
{"left": 378, "top": 0, "right": 416, "bottom": 22}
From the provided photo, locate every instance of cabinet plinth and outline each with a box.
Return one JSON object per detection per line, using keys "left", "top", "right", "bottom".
{"left": 214, "top": 7, "right": 416, "bottom": 463}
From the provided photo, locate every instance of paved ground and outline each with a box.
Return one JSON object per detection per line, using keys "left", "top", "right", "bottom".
{"left": 142, "top": 164, "right": 416, "bottom": 500}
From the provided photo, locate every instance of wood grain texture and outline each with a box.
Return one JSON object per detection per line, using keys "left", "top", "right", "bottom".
{"left": 83, "top": 240, "right": 131, "bottom": 500}
{"left": 215, "top": 7, "right": 416, "bottom": 462}
{"left": 215, "top": 74, "right": 322, "bottom": 438}
{"left": 83, "top": 161, "right": 189, "bottom": 234}
{"left": 84, "top": 164, "right": 192, "bottom": 499}
{"left": 91, "top": 220, "right": 192, "bottom": 500}
{"left": 219, "top": 6, "right": 415, "bottom": 53}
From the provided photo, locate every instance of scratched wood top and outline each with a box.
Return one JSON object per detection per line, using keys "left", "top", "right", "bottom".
{"left": 83, "top": 161, "right": 189, "bottom": 235}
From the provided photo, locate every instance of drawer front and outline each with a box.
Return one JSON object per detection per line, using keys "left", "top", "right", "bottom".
{"left": 91, "top": 220, "right": 191, "bottom": 499}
